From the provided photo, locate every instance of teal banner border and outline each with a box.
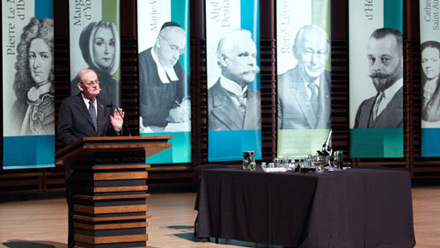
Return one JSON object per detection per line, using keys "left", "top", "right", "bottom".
{"left": 421, "top": 129, "right": 440, "bottom": 157}
{"left": 35, "top": 0, "right": 54, "bottom": 18}
{"left": 241, "top": 0, "right": 260, "bottom": 91}
{"left": 3, "top": 136, "right": 55, "bottom": 170}
{"left": 172, "top": 0, "right": 190, "bottom": 74}
{"left": 141, "top": 132, "right": 191, "bottom": 164}
{"left": 384, "top": 0, "right": 403, "bottom": 31}
{"left": 350, "top": 129, "right": 403, "bottom": 158}
{"left": 209, "top": 130, "right": 262, "bottom": 162}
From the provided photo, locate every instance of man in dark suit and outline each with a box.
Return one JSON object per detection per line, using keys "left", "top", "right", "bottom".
{"left": 57, "top": 68, "right": 124, "bottom": 248}
{"left": 208, "top": 29, "right": 260, "bottom": 131}
{"left": 353, "top": 28, "right": 403, "bottom": 128}
{"left": 278, "top": 25, "right": 331, "bottom": 129}
{"left": 138, "top": 22, "right": 189, "bottom": 130}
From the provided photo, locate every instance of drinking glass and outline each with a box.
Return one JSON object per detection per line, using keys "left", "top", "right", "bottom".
{"left": 274, "top": 157, "right": 281, "bottom": 168}
{"left": 242, "top": 151, "right": 255, "bottom": 170}
{"left": 249, "top": 161, "right": 256, "bottom": 171}
{"left": 333, "top": 150, "right": 344, "bottom": 170}
{"left": 312, "top": 155, "right": 328, "bottom": 174}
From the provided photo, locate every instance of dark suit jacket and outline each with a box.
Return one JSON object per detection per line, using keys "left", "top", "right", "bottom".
{"left": 208, "top": 80, "right": 261, "bottom": 131}
{"left": 138, "top": 48, "right": 188, "bottom": 127}
{"left": 354, "top": 87, "right": 403, "bottom": 128}
{"left": 57, "top": 93, "right": 119, "bottom": 146}
{"left": 422, "top": 78, "right": 440, "bottom": 122}
{"left": 277, "top": 66, "right": 331, "bottom": 129}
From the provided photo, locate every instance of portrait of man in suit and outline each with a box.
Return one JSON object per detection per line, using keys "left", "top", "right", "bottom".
{"left": 208, "top": 29, "right": 261, "bottom": 131}
{"left": 277, "top": 25, "right": 331, "bottom": 130}
{"left": 353, "top": 28, "right": 403, "bottom": 128}
{"left": 138, "top": 22, "right": 190, "bottom": 131}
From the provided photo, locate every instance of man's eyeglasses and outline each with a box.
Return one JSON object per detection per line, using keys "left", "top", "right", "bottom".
{"left": 160, "top": 36, "right": 185, "bottom": 55}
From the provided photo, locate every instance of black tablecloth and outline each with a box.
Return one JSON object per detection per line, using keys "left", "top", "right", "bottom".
{"left": 194, "top": 167, "right": 415, "bottom": 248}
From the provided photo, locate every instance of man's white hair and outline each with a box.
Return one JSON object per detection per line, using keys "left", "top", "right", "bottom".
{"left": 216, "top": 29, "right": 253, "bottom": 64}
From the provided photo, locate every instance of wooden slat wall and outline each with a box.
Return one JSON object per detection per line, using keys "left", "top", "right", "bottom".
{"left": 260, "top": 1, "right": 277, "bottom": 161}
{"left": 1, "top": 0, "right": 440, "bottom": 195}
{"left": 120, "top": 0, "right": 140, "bottom": 137}
{"left": 191, "top": 0, "right": 209, "bottom": 166}
{"left": 330, "top": 0, "right": 350, "bottom": 158}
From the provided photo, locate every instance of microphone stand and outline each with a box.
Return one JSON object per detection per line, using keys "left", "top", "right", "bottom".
{"left": 317, "top": 129, "right": 332, "bottom": 156}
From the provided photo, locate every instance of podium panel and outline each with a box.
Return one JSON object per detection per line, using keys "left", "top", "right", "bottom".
{"left": 56, "top": 136, "right": 171, "bottom": 248}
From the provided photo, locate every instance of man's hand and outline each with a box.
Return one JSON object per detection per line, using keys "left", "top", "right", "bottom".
{"left": 110, "top": 108, "right": 124, "bottom": 132}
{"left": 167, "top": 99, "right": 190, "bottom": 123}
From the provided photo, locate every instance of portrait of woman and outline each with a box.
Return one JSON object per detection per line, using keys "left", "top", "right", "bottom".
{"left": 72, "top": 21, "right": 120, "bottom": 106}
{"left": 11, "top": 17, "right": 54, "bottom": 135}
{"left": 421, "top": 40, "right": 440, "bottom": 122}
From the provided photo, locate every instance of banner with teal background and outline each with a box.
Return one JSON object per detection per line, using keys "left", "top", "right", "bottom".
{"left": 276, "top": 0, "right": 332, "bottom": 159}
{"left": 420, "top": 0, "right": 440, "bottom": 157}
{"left": 69, "top": 0, "right": 121, "bottom": 106}
{"left": 349, "top": 0, "right": 404, "bottom": 158}
{"left": 2, "top": 0, "right": 54, "bottom": 169}
{"left": 137, "top": 0, "right": 191, "bottom": 164}
{"left": 205, "top": 0, "right": 261, "bottom": 162}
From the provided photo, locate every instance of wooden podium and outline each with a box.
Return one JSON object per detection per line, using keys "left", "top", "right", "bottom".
{"left": 56, "top": 136, "right": 172, "bottom": 248}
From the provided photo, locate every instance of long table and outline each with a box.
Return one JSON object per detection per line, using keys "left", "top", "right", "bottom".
{"left": 194, "top": 167, "right": 415, "bottom": 248}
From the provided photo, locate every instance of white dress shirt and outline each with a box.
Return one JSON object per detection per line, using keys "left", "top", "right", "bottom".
{"left": 151, "top": 48, "right": 179, "bottom": 83}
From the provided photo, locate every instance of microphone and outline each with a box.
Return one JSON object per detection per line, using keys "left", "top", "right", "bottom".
{"left": 318, "top": 129, "right": 332, "bottom": 156}
{"left": 106, "top": 104, "right": 132, "bottom": 136}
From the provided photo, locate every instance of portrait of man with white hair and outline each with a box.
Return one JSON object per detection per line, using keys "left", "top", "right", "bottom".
{"left": 278, "top": 25, "right": 331, "bottom": 130}
{"left": 208, "top": 29, "right": 261, "bottom": 131}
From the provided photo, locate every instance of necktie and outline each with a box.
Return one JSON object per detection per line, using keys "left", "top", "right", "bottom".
{"left": 89, "top": 100, "right": 97, "bottom": 131}
{"left": 308, "top": 82, "right": 319, "bottom": 115}
{"left": 238, "top": 94, "right": 246, "bottom": 106}
{"left": 372, "top": 92, "right": 384, "bottom": 121}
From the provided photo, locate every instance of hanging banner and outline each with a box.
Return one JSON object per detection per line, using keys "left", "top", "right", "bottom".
{"left": 420, "top": 0, "right": 440, "bottom": 156}
{"left": 2, "top": 0, "right": 54, "bottom": 169}
{"left": 137, "top": 0, "right": 191, "bottom": 164}
{"left": 349, "top": 0, "right": 404, "bottom": 158}
{"left": 276, "top": 0, "right": 331, "bottom": 159}
{"left": 206, "top": 0, "right": 261, "bottom": 162}
{"left": 69, "top": 0, "right": 121, "bottom": 107}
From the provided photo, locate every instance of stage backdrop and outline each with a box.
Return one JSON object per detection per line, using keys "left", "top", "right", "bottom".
{"left": 276, "top": 0, "right": 332, "bottom": 159}
{"left": 69, "top": 0, "right": 121, "bottom": 107}
{"left": 349, "top": 0, "right": 404, "bottom": 158}
{"left": 2, "top": 0, "right": 54, "bottom": 169}
{"left": 137, "top": 0, "right": 191, "bottom": 164}
{"left": 205, "top": 0, "right": 262, "bottom": 162}
{"left": 420, "top": 0, "right": 440, "bottom": 157}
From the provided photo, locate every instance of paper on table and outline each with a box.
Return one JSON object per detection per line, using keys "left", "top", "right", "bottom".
{"left": 262, "top": 167, "right": 287, "bottom": 173}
